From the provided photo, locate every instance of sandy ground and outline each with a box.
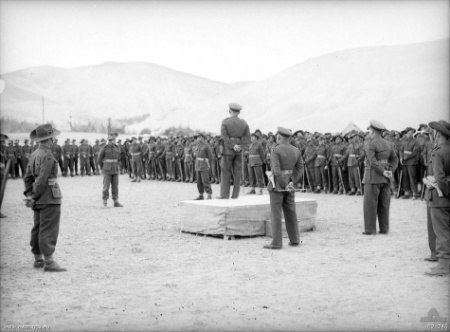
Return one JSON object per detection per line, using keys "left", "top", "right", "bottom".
{"left": 0, "top": 174, "right": 448, "bottom": 332}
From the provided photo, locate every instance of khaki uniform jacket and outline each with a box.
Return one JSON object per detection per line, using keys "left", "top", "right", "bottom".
{"left": 220, "top": 117, "right": 251, "bottom": 155}
{"left": 23, "top": 145, "right": 61, "bottom": 205}
{"left": 427, "top": 141, "right": 450, "bottom": 208}
{"left": 98, "top": 142, "right": 121, "bottom": 175}
{"left": 269, "top": 143, "right": 302, "bottom": 191}
{"left": 195, "top": 142, "right": 213, "bottom": 171}
{"left": 362, "top": 134, "right": 398, "bottom": 185}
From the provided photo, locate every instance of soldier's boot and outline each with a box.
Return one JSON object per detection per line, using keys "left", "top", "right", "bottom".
{"left": 113, "top": 201, "right": 123, "bottom": 207}
{"left": 131, "top": 177, "right": 137, "bottom": 182}
{"left": 247, "top": 188, "right": 256, "bottom": 195}
{"left": 103, "top": 200, "right": 107, "bottom": 207}
{"left": 424, "top": 251, "right": 438, "bottom": 262}
{"left": 356, "top": 189, "right": 362, "bottom": 196}
{"left": 258, "top": 188, "right": 263, "bottom": 195}
{"left": 44, "top": 256, "right": 67, "bottom": 272}
{"left": 347, "top": 189, "right": 356, "bottom": 196}
{"left": 332, "top": 188, "right": 338, "bottom": 194}
{"left": 33, "top": 254, "right": 44, "bottom": 268}
{"left": 424, "top": 258, "right": 449, "bottom": 276}
{"left": 137, "top": 177, "right": 141, "bottom": 183}
{"left": 195, "top": 194, "right": 204, "bottom": 200}
{"left": 401, "top": 191, "right": 411, "bottom": 199}
{"left": 324, "top": 186, "right": 328, "bottom": 194}
{"left": 314, "top": 186, "right": 321, "bottom": 193}
{"left": 206, "top": 193, "right": 212, "bottom": 200}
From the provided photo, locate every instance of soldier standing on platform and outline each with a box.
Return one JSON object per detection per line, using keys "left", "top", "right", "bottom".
{"left": 98, "top": 132, "right": 123, "bottom": 207}
{"left": 194, "top": 133, "right": 214, "bottom": 200}
{"left": 247, "top": 132, "right": 266, "bottom": 195}
{"left": 23, "top": 123, "right": 66, "bottom": 272}
{"left": 362, "top": 120, "right": 398, "bottom": 235}
{"left": 424, "top": 120, "right": 450, "bottom": 276}
{"left": 264, "top": 127, "right": 303, "bottom": 249}
{"left": 218, "top": 102, "right": 251, "bottom": 199}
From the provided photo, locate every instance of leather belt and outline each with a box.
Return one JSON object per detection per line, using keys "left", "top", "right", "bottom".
{"left": 333, "top": 154, "right": 342, "bottom": 157}
{"left": 131, "top": 152, "right": 141, "bottom": 156}
{"left": 104, "top": 159, "right": 118, "bottom": 162}
{"left": 404, "top": 151, "right": 412, "bottom": 154}
{"left": 349, "top": 154, "right": 356, "bottom": 157}
{"left": 378, "top": 159, "right": 388, "bottom": 164}
{"left": 249, "top": 154, "right": 261, "bottom": 158}
{"left": 281, "top": 170, "right": 293, "bottom": 175}
{"left": 196, "top": 157, "right": 207, "bottom": 161}
{"left": 317, "top": 155, "right": 326, "bottom": 159}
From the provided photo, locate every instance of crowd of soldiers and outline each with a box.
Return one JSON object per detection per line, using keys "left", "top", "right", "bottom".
{"left": 0, "top": 123, "right": 436, "bottom": 200}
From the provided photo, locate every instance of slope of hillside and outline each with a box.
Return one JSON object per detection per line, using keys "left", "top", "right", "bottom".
{"left": 193, "top": 39, "right": 449, "bottom": 133}
{"left": 0, "top": 62, "right": 234, "bottom": 131}
{"left": 1, "top": 39, "right": 448, "bottom": 134}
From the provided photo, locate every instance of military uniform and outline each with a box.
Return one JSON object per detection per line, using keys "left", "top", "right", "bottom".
{"left": 247, "top": 134, "right": 266, "bottom": 194}
{"left": 129, "top": 138, "right": 143, "bottom": 182}
{"left": 71, "top": 140, "right": 79, "bottom": 175}
{"left": 329, "top": 136, "right": 346, "bottom": 194}
{"left": 92, "top": 140, "right": 102, "bottom": 174}
{"left": 78, "top": 140, "right": 91, "bottom": 176}
{"left": 400, "top": 128, "right": 420, "bottom": 198}
{"left": 194, "top": 135, "right": 214, "bottom": 200}
{"left": 154, "top": 139, "right": 166, "bottom": 180}
{"left": 264, "top": 127, "right": 303, "bottom": 249}
{"left": 98, "top": 134, "right": 122, "bottom": 206}
{"left": 303, "top": 139, "right": 317, "bottom": 190}
{"left": 147, "top": 139, "right": 157, "bottom": 180}
{"left": 219, "top": 103, "right": 251, "bottom": 199}
{"left": 313, "top": 139, "right": 328, "bottom": 193}
{"left": 21, "top": 140, "right": 33, "bottom": 177}
{"left": 23, "top": 123, "right": 66, "bottom": 272}
{"left": 341, "top": 134, "right": 364, "bottom": 195}
{"left": 62, "top": 139, "right": 74, "bottom": 176}
{"left": 362, "top": 121, "right": 399, "bottom": 235}
{"left": 183, "top": 140, "right": 194, "bottom": 182}
{"left": 6, "top": 141, "right": 17, "bottom": 179}
{"left": 424, "top": 121, "right": 450, "bottom": 276}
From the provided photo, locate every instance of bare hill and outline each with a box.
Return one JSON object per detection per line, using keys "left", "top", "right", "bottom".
{"left": 1, "top": 39, "right": 448, "bottom": 134}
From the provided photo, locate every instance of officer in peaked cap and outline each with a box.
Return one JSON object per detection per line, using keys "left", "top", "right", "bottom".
{"left": 263, "top": 127, "right": 303, "bottom": 249}
{"left": 23, "top": 123, "right": 66, "bottom": 272}
{"left": 424, "top": 120, "right": 450, "bottom": 276}
{"left": 362, "top": 120, "right": 398, "bottom": 235}
{"left": 218, "top": 102, "right": 251, "bottom": 199}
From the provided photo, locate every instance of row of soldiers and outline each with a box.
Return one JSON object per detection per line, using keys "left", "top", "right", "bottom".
{"left": 0, "top": 123, "right": 435, "bottom": 199}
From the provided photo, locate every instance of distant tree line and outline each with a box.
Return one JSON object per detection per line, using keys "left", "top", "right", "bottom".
{"left": 1, "top": 117, "right": 42, "bottom": 133}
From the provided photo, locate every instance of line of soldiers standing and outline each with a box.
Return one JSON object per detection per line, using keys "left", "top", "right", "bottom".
{"left": 0, "top": 122, "right": 434, "bottom": 199}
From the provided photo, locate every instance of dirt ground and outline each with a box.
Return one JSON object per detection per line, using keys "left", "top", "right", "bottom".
{"left": 1, "top": 174, "right": 448, "bottom": 332}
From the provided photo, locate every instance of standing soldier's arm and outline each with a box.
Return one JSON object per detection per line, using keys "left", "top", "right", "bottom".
{"left": 23, "top": 158, "right": 35, "bottom": 197}
{"left": 292, "top": 152, "right": 303, "bottom": 184}
{"left": 31, "top": 154, "right": 53, "bottom": 201}
{"left": 432, "top": 152, "right": 449, "bottom": 196}
{"left": 388, "top": 148, "right": 399, "bottom": 173}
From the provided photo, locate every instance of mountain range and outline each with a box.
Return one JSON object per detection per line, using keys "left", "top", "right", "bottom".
{"left": 1, "top": 38, "right": 448, "bottom": 134}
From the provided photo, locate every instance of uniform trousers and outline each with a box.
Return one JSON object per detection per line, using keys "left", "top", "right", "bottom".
{"left": 220, "top": 153, "right": 243, "bottom": 198}
{"left": 30, "top": 204, "right": 61, "bottom": 257}
{"left": 184, "top": 161, "right": 193, "bottom": 181}
{"left": 426, "top": 206, "right": 437, "bottom": 256}
{"left": 348, "top": 166, "right": 361, "bottom": 190}
{"left": 431, "top": 207, "right": 450, "bottom": 260}
{"left": 196, "top": 170, "right": 212, "bottom": 195}
{"left": 64, "top": 156, "right": 73, "bottom": 176}
{"left": 131, "top": 156, "right": 143, "bottom": 179}
{"left": 103, "top": 174, "right": 119, "bottom": 201}
{"left": 269, "top": 190, "right": 299, "bottom": 247}
{"left": 248, "top": 164, "right": 264, "bottom": 188}
{"left": 363, "top": 183, "right": 391, "bottom": 234}
{"left": 314, "top": 166, "right": 326, "bottom": 188}
{"left": 80, "top": 156, "right": 91, "bottom": 175}
{"left": 402, "top": 165, "right": 419, "bottom": 195}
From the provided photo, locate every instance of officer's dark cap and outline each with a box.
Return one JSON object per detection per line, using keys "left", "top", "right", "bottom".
{"left": 229, "top": 102, "right": 242, "bottom": 112}
{"left": 276, "top": 127, "right": 292, "bottom": 138}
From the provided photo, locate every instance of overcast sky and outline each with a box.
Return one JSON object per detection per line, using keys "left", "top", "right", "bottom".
{"left": 0, "top": 0, "right": 448, "bottom": 82}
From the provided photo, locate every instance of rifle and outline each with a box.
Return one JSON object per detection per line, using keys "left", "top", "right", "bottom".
{"left": 396, "top": 168, "right": 403, "bottom": 198}
{"left": 337, "top": 165, "right": 347, "bottom": 194}
{"left": 304, "top": 163, "right": 314, "bottom": 192}
{"left": 157, "top": 158, "right": 165, "bottom": 180}
{"left": 216, "top": 158, "right": 221, "bottom": 184}
{"left": 356, "top": 165, "right": 364, "bottom": 195}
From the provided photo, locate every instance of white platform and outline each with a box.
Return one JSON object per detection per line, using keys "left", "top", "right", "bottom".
{"left": 178, "top": 195, "right": 317, "bottom": 237}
